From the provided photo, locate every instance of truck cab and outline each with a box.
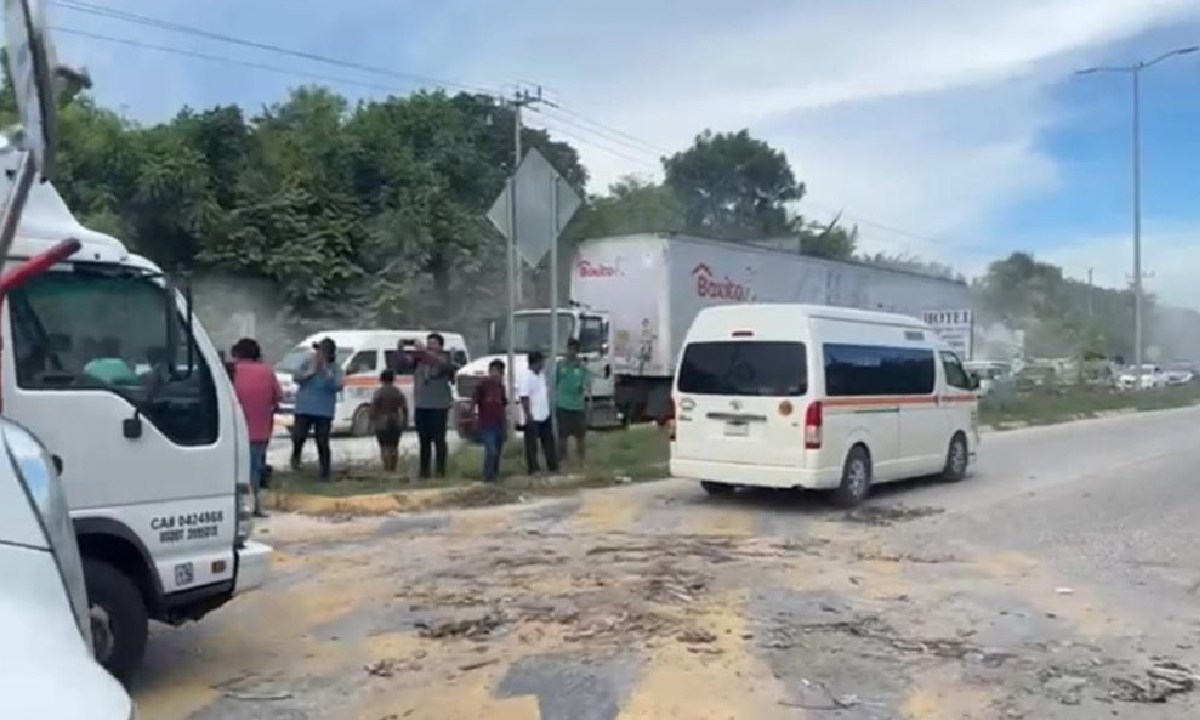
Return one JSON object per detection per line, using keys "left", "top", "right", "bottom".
{"left": 1, "top": 169, "right": 272, "bottom": 682}
{"left": 453, "top": 307, "right": 617, "bottom": 438}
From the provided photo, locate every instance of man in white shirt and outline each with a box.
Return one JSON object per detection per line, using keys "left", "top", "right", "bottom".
{"left": 518, "top": 350, "right": 559, "bottom": 474}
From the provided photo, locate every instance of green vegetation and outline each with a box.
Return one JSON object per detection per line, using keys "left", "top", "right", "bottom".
{"left": 273, "top": 426, "right": 669, "bottom": 498}
{"left": 980, "top": 383, "right": 1200, "bottom": 429}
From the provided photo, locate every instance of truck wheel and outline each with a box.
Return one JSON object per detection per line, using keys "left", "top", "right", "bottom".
{"left": 832, "top": 445, "right": 871, "bottom": 508}
{"left": 350, "top": 405, "right": 373, "bottom": 437}
{"left": 941, "top": 433, "right": 969, "bottom": 482}
{"left": 84, "top": 558, "right": 148, "bottom": 686}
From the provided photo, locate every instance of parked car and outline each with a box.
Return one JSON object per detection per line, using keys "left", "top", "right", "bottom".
{"left": 1164, "top": 362, "right": 1196, "bottom": 385}
{"left": 1116, "top": 364, "right": 1168, "bottom": 390}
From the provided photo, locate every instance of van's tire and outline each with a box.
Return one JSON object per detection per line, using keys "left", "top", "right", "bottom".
{"left": 350, "top": 405, "right": 373, "bottom": 437}
{"left": 941, "top": 433, "right": 970, "bottom": 482}
{"left": 832, "top": 445, "right": 872, "bottom": 508}
{"left": 700, "top": 481, "right": 735, "bottom": 496}
{"left": 84, "top": 558, "right": 148, "bottom": 686}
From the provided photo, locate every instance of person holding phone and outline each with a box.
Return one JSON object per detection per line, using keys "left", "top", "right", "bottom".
{"left": 290, "top": 337, "right": 343, "bottom": 480}
{"left": 393, "top": 333, "right": 460, "bottom": 479}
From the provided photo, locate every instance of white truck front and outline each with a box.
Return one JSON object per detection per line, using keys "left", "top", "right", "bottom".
{"left": 1, "top": 175, "right": 272, "bottom": 682}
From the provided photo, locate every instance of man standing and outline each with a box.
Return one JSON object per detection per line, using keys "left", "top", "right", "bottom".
{"left": 395, "top": 333, "right": 460, "bottom": 479}
{"left": 472, "top": 359, "right": 508, "bottom": 482}
{"left": 518, "top": 351, "right": 558, "bottom": 475}
{"left": 555, "top": 338, "right": 590, "bottom": 465}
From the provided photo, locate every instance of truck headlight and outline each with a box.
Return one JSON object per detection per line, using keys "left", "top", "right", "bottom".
{"left": 0, "top": 418, "right": 92, "bottom": 647}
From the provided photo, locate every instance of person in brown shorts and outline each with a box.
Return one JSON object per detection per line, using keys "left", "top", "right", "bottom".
{"left": 370, "top": 369, "right": 409, "bottom": 472}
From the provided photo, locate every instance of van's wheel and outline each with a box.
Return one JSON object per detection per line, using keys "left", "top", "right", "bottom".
{"left": 941, "top": 433, "right": 969, "bottom": 482}
{"left": 832, "top": 445, "right": 872, "bottom": 508}
{"left": 84, "top": 558, "right": 148, "bottom": 687}
{"left": 350, "top": 405, "right": 373, "bottom": 437}
{"left": 700, "top": 481, "right": 735, "bottom": 496}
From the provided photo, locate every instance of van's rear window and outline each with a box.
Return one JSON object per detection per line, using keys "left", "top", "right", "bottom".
{"left": 677, "top": 341, "right": 807, "bottom": 396}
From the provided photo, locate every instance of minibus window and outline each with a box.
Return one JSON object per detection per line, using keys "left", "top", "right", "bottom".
{"left": 677, "top": 341, "right": 807, "bottom": 396}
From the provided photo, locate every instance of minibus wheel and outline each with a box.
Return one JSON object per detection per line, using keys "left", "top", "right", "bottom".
{"left": 941, "top": 433, "right": 969, "bottom": 482}
{"left": 351, "top": 405, "right": 373, "bottom": 436}
{"left": 85, "top": 558, "right": 148, "bottom": 686}
{"left": 832, "top": 445, "right": 871, "bottom": 508}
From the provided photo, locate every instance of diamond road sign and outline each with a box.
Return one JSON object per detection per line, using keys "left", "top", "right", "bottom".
{"left": 488, "top": 147, "right": 582, "bottom": 266}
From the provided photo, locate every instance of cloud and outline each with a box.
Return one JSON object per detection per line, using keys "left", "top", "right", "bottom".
{"left": 1041, "top": 224, "right": 1200, "bottom": 309}
{"left": 36, "top": 0, "right": 1200, "bottom": 281}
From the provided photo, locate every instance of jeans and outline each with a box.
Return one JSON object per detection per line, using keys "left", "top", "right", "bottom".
{"left": 291, "top": 414, "right": 333, "bottom": 479}
{"left": 248, "top": 441, "right": 268, "bottom": 512}
{"left": 523, "top": 418, "right": 558, "bottom": 474}
{"left": 479, "top": 427, "right": 505, "bottom": 482}
{"left": 414, "top": 407, "right": 449, "bottom": 478}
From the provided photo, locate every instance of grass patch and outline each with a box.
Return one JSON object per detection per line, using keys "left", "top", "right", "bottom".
{"left": 271, "top": 425, "right": 670, "bottom": 500}
{"left": 980, "top": 382, "right": 1200, "bottom": 429}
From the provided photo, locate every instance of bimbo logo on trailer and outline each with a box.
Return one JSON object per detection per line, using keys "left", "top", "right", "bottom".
{"left": 577, "top": 260, "right": 619, "bottom": 278}
{"left": 692, "top": 263, "right": 751, "bottom": 301}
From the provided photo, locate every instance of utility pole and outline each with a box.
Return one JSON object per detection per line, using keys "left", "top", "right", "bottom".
{"left": 1075, "top": 45, "right": 1199, "bottom": 390}
{"left": 503, "top": 86, "right": 546, "bottom": 402}
{"left": 1086, "top": 268, "right": 1094, "bottom": 318}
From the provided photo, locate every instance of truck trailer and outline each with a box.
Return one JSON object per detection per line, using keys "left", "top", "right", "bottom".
{"left": 453, "top": 233, "right": 971, "bottom": 433}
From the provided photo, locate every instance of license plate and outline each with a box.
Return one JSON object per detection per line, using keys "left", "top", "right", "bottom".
{"left": 724, "top": 422, "right": 749, "bottom": 437}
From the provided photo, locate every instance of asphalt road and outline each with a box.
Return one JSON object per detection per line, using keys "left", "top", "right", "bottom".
{"left": 134, "top": 406, "right": 1200, "bottom": 719}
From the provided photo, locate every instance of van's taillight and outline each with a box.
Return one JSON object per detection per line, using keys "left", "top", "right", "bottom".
{"left": 804, "top": 401, "right": 823, "bottom": 449}
{"left": 668, "top": 398, "right": 677, "bottom": 441}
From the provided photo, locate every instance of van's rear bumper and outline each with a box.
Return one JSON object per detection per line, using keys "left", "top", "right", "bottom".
{"left": 670, "top": 457, "right": 841, "bottom": 490}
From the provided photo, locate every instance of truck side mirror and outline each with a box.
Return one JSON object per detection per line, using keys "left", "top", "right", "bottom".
{"left": 967, "top": 372, "right": 980, "bottom": 391}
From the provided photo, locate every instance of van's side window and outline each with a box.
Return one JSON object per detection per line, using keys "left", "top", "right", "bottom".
{"left": 940, "top": 351, "right": 972, "bottom": 390}
{"left": 346, "top": 350, "right": 377, "bottom": 375}
{"left": 384, "top": 350, "right": 414, "bottom": 376}
{"left": 822, "top": 344, "right": 935, "bottom": 396}
{"left": 9, "top": 271, "right": 220, "bottom": 446}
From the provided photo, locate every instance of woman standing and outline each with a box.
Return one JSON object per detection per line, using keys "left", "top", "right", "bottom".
{"left": 290, "top": 337, "right": 343, "bottom": 480}
{"left": 230, "top": 338, "right": 281, "bottom": 516}
{"left": 370, "top": 369, "right": 408, "bottom": 472}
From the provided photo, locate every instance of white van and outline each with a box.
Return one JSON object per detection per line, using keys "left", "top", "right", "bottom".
{"left": 275, "top": 329, "right": 469, "bottom": 435}
{"left": 0, "top": 417, "right": 134, "bottom": 718}
{"left": 670, "top": 304, "right": 979, "bottom": 507}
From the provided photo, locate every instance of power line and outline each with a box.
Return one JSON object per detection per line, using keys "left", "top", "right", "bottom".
{"left": 49, "top": 0, "right": 492, "bottom": 94}
{"left": 50, "top": 0, "right": 990, "bottom": 258}
{"left": 54, "top": 27, "right": 410, "bottom": 94}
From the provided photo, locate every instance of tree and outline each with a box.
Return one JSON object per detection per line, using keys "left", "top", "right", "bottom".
{"left": 663, "top": 129, "right": 802, "bottom": 241}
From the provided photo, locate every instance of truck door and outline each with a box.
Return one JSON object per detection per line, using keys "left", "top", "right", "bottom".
{"left": 3, "top": 268, "right": 238, "bottom": 595}
{"left": 577, "top": 314, "right": 613, "bottom": 418}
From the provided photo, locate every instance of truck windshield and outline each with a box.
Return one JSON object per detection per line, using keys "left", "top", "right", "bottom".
{"left": 275, "top": 344, "right": 354, "bottom": 376}
{"left": 7, "top": 268, "right": 220, "bottom": 446}
{"left": 489, "top": 314, "right": 575, "bottom": 355}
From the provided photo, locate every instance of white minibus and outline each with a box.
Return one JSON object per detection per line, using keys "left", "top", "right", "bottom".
{"left": 670, "top": 304, "right": 979, "bottom": 507}
{"left": 275, "top": 329, "right": 469, "bottom": 435}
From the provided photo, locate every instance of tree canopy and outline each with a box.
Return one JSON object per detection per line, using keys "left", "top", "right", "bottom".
{"left": 2, "top": 70, "right": 1195, "bottom": 362}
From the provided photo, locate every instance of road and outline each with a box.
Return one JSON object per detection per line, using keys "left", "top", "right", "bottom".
{"left": 135, "top": 406, "right": 1200, "bottom": 719}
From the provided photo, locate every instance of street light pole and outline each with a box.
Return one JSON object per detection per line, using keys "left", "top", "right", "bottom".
{"left": 1075, "top": 46, "right": 1198, "bottom": 389}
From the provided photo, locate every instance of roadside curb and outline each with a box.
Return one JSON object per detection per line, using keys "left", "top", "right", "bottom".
{"left": 263, "top": 465, "right": 666, "bottom": 516}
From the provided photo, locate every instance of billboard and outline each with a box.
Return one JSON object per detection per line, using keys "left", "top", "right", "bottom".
{"left": 923, "top": 309, "right": 973, "bottom": 358}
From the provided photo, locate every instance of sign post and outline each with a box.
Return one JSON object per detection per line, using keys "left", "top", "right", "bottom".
{"left": 923, "top": 309, "right": 974, "bottom": 359}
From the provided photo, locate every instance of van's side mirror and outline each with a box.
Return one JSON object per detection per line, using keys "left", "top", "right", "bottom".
{"left": 967, "top": 372, "right": 981, "bottom": 391}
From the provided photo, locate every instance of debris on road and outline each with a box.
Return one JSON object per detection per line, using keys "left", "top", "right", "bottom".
{"left": 841, "top": 504, "right": 944, "bottom": 526}
{"left": 416, "top": 614, "right": 505, "bottom": 639}
{"left": 1110, "top": 660, "right": 1199, "bottom": 703}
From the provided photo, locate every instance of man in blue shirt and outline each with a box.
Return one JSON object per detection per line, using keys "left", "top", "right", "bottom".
{"left": 290, "top": 337, "right": 344, "bottom": 480}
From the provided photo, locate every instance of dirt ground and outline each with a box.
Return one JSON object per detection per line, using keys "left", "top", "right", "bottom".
{"left": 131, "top": 470, "right": 1200, "bottom": 719}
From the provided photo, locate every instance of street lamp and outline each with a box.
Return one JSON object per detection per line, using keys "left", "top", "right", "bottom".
{"left": 1075, "top": 46, "right": 1199, "bottom": 388}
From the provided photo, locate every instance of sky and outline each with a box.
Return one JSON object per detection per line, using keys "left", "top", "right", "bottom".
{"left": 30, "top": 0, "right": 1200, "bottom": 308}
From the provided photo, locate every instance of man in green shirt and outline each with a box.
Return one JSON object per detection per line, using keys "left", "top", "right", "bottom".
{"left": 555, "top": 338, "right": 590, "bottom": 464}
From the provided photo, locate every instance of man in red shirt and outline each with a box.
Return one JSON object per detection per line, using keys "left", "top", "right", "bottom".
{"left": 231, "top": 338, "right": 283, "bottom": 516}
{"left": 471, "top": 359, "right": 508, "bottom": 482}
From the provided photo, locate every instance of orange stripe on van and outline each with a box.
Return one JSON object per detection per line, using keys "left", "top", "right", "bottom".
{"left": 342, "top": 375, "right": 414, "bottom": 388}
{"left": 824, "top": 393, "right": 977, "bottom": 409}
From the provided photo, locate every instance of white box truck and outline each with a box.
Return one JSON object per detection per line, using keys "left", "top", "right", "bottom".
{"left": 453, "top": 233, "right": 972, "bottom": 433}
{"left": 1, "top": 160, "right": 272, "bottom": 683}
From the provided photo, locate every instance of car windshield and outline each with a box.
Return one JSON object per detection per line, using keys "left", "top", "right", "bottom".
{"left": 275, "top": 344, "right": 354, "bottom": 375}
